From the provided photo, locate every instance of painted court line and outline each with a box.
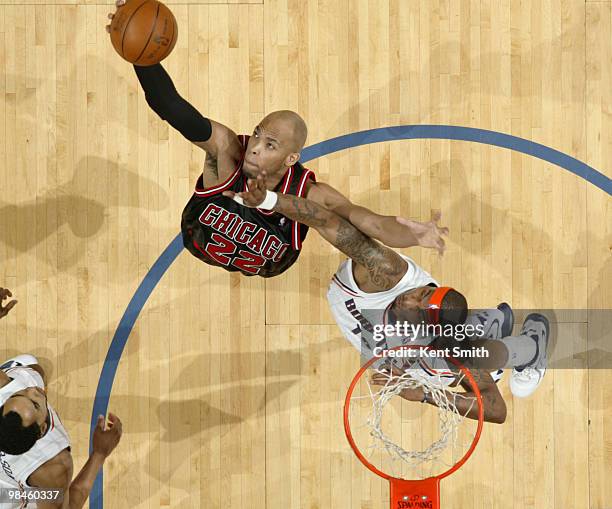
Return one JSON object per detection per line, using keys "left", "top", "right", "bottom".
{"left": 89, "top": 125, "right": 611, "bottom": 508}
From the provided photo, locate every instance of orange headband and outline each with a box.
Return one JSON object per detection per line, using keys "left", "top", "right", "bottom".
{"left": 426, "top": 286, "right": 454, "bottom": 324}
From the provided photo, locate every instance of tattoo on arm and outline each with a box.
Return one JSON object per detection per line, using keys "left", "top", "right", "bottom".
{"left": 274, "top": 194, "right": 406, "bottom": 290}
{"left": 275, "top": 194, "right": 331, "bottom": 227}
{"left": 335, "top": 221, "right": 406, "bottom": 289}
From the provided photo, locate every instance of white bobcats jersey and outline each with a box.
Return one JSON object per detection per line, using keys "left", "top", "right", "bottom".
{"left": 0, "top": 366, "right": 71, "bottom": 508}
{"left": 327, "top": 254, "right": 439, "bottom": 350}
{"left": 326, "top": 255, "right": 464, "bottom": 386}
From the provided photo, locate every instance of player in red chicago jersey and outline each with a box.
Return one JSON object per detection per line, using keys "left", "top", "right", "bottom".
{"left": 107, "top": 2, "right": 447, "bottom": 277}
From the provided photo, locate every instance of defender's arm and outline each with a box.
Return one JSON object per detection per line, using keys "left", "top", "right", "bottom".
{"left": 276, "top": 194, "right": 407, "bottom": 291}
{"left": 29, "top": 414, "right": 123, "bottom": 509}
{"left": 305, "top": 181, "right": 447, "bottom": 254}
{"left": 371, "top": 369, "right": 507, "bottom": 424}
{"left": 222, "top": 176, "right": 408, "bottom": 292}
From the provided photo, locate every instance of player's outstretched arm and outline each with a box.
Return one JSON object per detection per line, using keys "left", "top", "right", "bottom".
{"left": 29, "top": 414, "right": 123, "bottom": 509}
{"left": 132, "top": 63, "right": 243, "bottom": 185}
{"left": 131, "top": 64, "right": 242, "bottom": 154}
{"left": 106, "top": 1, "right": 243, "bottom": 180}
{"left": 305, "top": 181, "right": 448, "bottom": 254}
{"left": 371, "top": 370, "right": 506, "bottom": 424}
{"left": 223, "top": 174, "right": 408, "bottom": 292}
{"left": 276, "top": 194, "right": 408, "bottom": 292}
{"left": 444, "top": 369, "right": 507, "bottom": 424}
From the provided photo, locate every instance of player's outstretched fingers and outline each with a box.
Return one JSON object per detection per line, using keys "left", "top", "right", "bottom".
{"left": 0, "top": 300, "right": 17, "bottom": 318}
{"left": 223, "top": 190, "right": 244, "bottom": 203}
{"left": 430, "top": 211, "right": 449, "bottom": 236}
{"left": 106, "top": 0, "right": 126, "bottom": 33}
{"left": 93, "top": 412, "right": 123, "bottom": 457}
{"left": 370, "top": 372, "right": 392, "bottom": 386}
{"left": 107, "top": 412, "right": 123, "bottom": 432}
{"left": 0, "top": 288, "right": 17, "bottom": 319}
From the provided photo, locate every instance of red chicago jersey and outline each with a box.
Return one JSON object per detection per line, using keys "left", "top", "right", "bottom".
{"left": 181, "top": 135, "right": 316, "bottom": 277}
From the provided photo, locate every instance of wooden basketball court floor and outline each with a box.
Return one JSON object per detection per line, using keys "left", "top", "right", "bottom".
{"left": 0, "top": 0, "right": 610, "bottom": 508}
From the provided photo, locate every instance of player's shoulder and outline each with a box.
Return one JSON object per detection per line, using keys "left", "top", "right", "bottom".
{"left": 327, "top": 260, "right": 361, "bottom": 299}
{"left": 27, "top": 449, "right": 73, "bottom": 489}
{"left": 6, "top": 365, "right": 45, "bottom": 389}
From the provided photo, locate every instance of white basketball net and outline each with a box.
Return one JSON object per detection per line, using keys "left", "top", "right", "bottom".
{"left": 355, "top": 363, "right": 478, "bottom": 471}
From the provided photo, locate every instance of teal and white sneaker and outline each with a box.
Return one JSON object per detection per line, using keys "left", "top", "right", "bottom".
{"left": 467, "top": 302, "right": 515, "bottom": 340}
{"left": 496, "top": 303, "right": 515, "bottom": 337}
{"left": 0, "top": 354, "right": 39, "bottom": 370}
{"left": 510, "top": 313, "right": 550, "bottom": 398}
{"left": 490, "top": 303, "right": 514, "bottom": 382}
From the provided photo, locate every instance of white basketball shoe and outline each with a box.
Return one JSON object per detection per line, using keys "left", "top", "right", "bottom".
{"left": 0, "top": 354, "right": 39, "bottom": 370}
{"left": 510, "top": 313, "right": 550, "bottom": 398}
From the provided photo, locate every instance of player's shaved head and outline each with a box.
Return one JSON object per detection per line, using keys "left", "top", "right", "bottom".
{"left": 261, "top": 110, "right": 308, "bottom": 152}
{"left": 244, "top": 110, "right": 308, "bottom": 177}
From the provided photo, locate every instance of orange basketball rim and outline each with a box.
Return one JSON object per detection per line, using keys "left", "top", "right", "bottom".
{"left": 343, "top": 345, "right": 485, "bottom": 509}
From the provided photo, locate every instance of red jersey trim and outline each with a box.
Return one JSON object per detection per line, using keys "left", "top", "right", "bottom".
{"left": 291, "top": 169, "right": 316, "bottom": 250}
{"left": 417, "top": 359, "right": 456, "bottom": 379}
{"left": 297, "top": 169, "right": 315, "bottom": 197}
{"left": 332, "top": 276, "right": 360, "bottom": 297}
{"left": 280, "top": 166, "right": 294, "bottom": 194}
{"left": 194, "top": 168, "right": 242, "bottom": 197}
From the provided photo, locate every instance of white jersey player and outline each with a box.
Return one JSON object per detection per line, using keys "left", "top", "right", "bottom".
{"left": 0, "top": 356, "right": 69, "bottom": 507}
{"left": 235, "top": 178, "right": 550, "bottom": 421}
{"left": 327, "top": 254, "right": 468, "bottom": 383}
{"left": 327, "top": 253, "right": 439, "bottom": 350}
{"left": 0, "top": 355, "right": 122, "bottom": 509}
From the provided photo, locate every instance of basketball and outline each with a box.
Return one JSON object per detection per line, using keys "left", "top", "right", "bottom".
{"left": 109, "top": 0, "right": 177, "bottom": 66}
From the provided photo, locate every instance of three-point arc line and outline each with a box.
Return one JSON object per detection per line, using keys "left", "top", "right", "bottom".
{"left": 89, "top": 124, "right": 611, "bottom": 508}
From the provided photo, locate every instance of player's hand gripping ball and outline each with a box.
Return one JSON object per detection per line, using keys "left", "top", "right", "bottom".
{"left": 107, "top": 0, "right": 177, "bottom": 66}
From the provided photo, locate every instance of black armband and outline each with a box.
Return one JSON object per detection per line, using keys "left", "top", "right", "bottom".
{"left": 134, "top": 64, "right": 212, "bottom": 142}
